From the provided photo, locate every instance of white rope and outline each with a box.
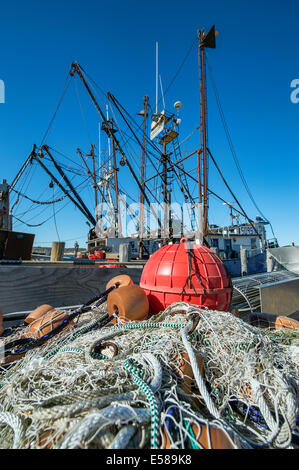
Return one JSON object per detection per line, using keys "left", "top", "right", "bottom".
{"left": 181, "top": 321, "right": 221, "bottom": 419}
{"left": 108, "top": 425, "right": 137, "bottom": 449}
{"left": 0, "top": 412, "right": 26, "bottom": 449}
{"left": 0, "top": 301, "right": 298, "bottom": 449}
{"left": 57, "top": 405, "right": 150, "bottom": 449}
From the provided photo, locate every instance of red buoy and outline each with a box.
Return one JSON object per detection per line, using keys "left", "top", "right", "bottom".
{"left": 140, "top": 238, "right": 232, "bottom": 314}
{"left": 94, "top": 250, "right": 106, "bottom": 260}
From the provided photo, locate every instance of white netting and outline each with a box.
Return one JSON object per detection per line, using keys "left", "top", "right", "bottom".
{"left": 0, "top": 302, "right": 298, "bottom": 449}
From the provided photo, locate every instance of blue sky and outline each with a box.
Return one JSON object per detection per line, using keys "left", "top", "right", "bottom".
{"left": 0, "top": 0, "right": 299, "bottom": 247}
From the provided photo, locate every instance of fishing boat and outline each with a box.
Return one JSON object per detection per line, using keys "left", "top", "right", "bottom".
{"left": 2, "top": 27, "right": 279, "bottom": 279}
{"left": 0, "top": 27, "right": 298, "bottom": 451}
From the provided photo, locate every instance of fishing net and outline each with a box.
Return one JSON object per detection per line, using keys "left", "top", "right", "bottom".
{"left": 0, "top": 301, "right": 298, "bottom": 449}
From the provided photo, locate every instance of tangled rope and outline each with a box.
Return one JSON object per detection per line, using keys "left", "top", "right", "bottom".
{"left": 0, "top": 301, "right": 298, "bottom": 449}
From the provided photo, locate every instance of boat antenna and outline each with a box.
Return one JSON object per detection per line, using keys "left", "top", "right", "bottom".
{"left": 159, "top": 74, "right": 166, "bottom": 110}
{"left": 156, "top": 41, "right": 159, "bottom": 113}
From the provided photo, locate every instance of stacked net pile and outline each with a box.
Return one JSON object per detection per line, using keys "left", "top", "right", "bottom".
{"left": 0, "top": 302, "right": 298, "bottom": 449}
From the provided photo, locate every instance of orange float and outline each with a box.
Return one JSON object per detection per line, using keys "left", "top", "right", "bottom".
{"left": 107, "top": 285, "right": 149, "bottom": 324}
{"left": 249, "top": 312, "right": 299, "bottom": 330}
{"left": 24, "top": 304, "right": 54, "bottom": 325}
{"left": 105, "top": 274, "right": 133, "bottom": 291}
{"left": 26, "top": 309, "right": 73, "bottom": 339}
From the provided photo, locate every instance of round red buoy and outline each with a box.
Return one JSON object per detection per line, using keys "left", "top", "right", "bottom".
{"left": 99, "top": 264, "right": 125, "bottom": 268}
{"left": 94, "top": 250, "right": 106, "bottom": 260}
{"left": 139, "top": 238, "right": 232, "bottom": 314}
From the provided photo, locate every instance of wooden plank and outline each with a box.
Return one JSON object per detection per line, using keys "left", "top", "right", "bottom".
{"left": 0, "top": 265, "right": 143, "bottom": 315}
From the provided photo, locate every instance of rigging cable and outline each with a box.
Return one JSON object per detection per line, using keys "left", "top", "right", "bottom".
{"left": 10, "top": 72, "right": 72, "bottom": 219}
{"left": 206, "top": 56, "right": 277, "bottom": 241}
{"left": 80, "top": 36, "right": 197, "bottom": 114}
{"left": 10, "top": 187, "right": 67, "bottom": 205}
{"left": 74, "top": 75, "right": 93, "bottom": 145}
{"left": 157, "top": 36, "right": 198, "bottom": 108}
{"left": 13, "top": 174, "right": 92, "bottom": 229}
{"left": 39, "top": 72, "right": 73, "bottom": 148}
{"left": 13, "top": 158, "right": 72, "bottom": 220}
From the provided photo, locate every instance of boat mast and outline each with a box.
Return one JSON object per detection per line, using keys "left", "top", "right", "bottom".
{"left": 138, "top": 95, "right": 149, "bottom": 258}
{"left": 197, "top": 26, "right": 216, "bottom": 238}
{"left": 109, "top": 118, "right": 122, "bottom": 237}
{"left": 89, "top": 144, "right": 98, "bottom": 224}
{"left": 162, "top": 139, "right": 170, "bottom": 243}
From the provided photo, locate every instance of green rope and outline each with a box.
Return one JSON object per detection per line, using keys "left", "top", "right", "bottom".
{"left": 44, "top": 317, "right": 105, "bottom": 360}
{"left": 183, "top": 418, "right": 200, "bottom": 449}
{"left": 58, "top": 347, "right": 84, "bottom": 354}
{"left": 45, "top": 321, "right": 189, "bottom": 361}
{"left": 123, "top": 357, "right": 160, "bottom": 449}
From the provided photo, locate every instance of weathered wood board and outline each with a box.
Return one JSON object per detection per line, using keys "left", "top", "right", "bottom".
{"left": 0, "top": 265, "right": 143, "bottom": 315}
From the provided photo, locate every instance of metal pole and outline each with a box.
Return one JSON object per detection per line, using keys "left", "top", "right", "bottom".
{"left": 156, "top": 42, "right": 159, "bottom": 113}
{"left": 42, "top": 145, "right": 97, "bottom": 227}
{"left": 110, "top": 120, "right": 122, "bottom": 237}
{"left": 139, "top": 95, "right": 148, "bottom": 258}
{"left": 162, "top": 143, "right": 168, "bottom": 242}
{"left": 35, "top": 151, "right": 95, "bottom": 225}
{"left": 99, "top": 123, "right": 101, "bottom": 182}
{"left": 90, "top": 144, "right": 98, "bottom": 223}
{"left": 72, "top": 64, "right": 161, "bottom": 227}
{"left": 198, "top": 30, "right": 209, "bottom": 237}
{"left": 197, "top": 149, "right": 202, "bottom": 205}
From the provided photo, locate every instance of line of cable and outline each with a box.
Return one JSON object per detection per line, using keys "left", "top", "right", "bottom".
{"left": 13, "top": 166, "right": 75, "bottom": 220}
{"left": 10, "top": 187, "right": 67, "bottom": 205}
{"left": 74, "top": 75, "right": 94, "bottom": 145}
{"left": 13, "top": 174, "right": 92, "bottom": 229}
{"left": 11, "top": 70, "right": 73, "bottom": 218}
{"left": 157, "top": 36, "right": 198, "bottom": 108}
{"left": 79, "top": 70, "right": 168, "bottom": 205}
{"left": 39, "top": 72, "right": 73, "bottom": 147}
{"left": 206, "top": 56, "right": 277, "bottom": 240}
{"left": 10, "top": 158, "right": 37, "bottom": 213}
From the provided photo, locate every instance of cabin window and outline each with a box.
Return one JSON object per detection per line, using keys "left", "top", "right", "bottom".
{"left": 211, "top": 238, "right": 219, "bottom": 248}
{"left": 251, "top": 238, "right": 257, "bottom": 249}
